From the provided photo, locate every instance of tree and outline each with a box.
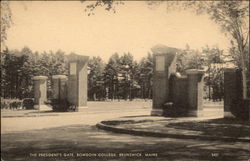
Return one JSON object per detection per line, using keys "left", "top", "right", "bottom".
{"left": 82, "top": 0, "right": 124, "bottom": 16}
{"left": 176, "top": 45, "right": 205, "bottom": 74}
{"left": 1, "top": 47, "right": 35, "bottom": 98}
{"left": 163, "top": 1, "right": 249, "bottom": 99}
{"left": 85, "top": 1, "right": 249, "bottom": 99}
{"left": 88, "top": 56, "right": 105, "bottom": 100}
{"left": 204, "top": 1, "right": 249, "bottom": 99}
{"left": 1, "top": 47, "right": 69, "bottom": 99}
{"left": 138, "top": 52, "right": 153, "bottom": 99}
{"left": 202, "top": 46, "right": 224, "bottom": 101}
{"left": 103, "top": 53, "right": 120, "bottom": 100}
{"left": 1, "top": 1, "right": 12, "bottom": 48}
{"left": 119, "top": 52, "right": 134, "bottom": 100}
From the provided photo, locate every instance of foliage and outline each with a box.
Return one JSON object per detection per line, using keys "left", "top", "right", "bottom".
{"left": 230, "top": 99, "right": 249, "bottom": 121}
{"left": 163, "top": 102, "right": 188, "bottom": 117}
{"left": 49, "top": 99, "right": 76, "bottom": 112}
{"left": 1, "top": 47, "right": 154, "bottom": 102}
{"left": 103, "top": 53, "right": 120, "bottom": 100}
{"left": 2, "top": 45, "right": 228, "bottom": 102}
{"left": 85, "top": 0, "right": 249, "bottom": 99}
{"left": 1, "top": 47, "right": 68, "bottom": 99}
{"left": 138, "top": 52, "right": 153, "bottom": 99}
{"left": 82, "top": 0, "right": 124, "bottom": 16}
{"left": 22, "top": 98, "right": 34, "bottom": 110}
{"left": 1, "top": 98, "right": 22, "bottom": 110}
{"left": 202, "top": 46, "right": 224, "bottom": 101}
{"left": 176, "top": 45, "right": 205, "bottom": 74}
{"left": 166, "top": 1, "right": 249, "bottom": 99}
{"left": 88, "top": 56, "right": 105, "bottom": 100}
{"left": 0, "top": 1, "right": 12, "bottom": 48}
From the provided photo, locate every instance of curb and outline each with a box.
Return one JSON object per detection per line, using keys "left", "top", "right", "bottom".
{"left": 1, "top": 114, "right": 59, "bottom": 118}
{"left": 96, "top": 122, "right": 250, "bottom": 143}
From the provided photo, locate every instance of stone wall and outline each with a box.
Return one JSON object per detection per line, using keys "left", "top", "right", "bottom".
{"left": 169, "top": 74, "right": 188, "bottom": 115}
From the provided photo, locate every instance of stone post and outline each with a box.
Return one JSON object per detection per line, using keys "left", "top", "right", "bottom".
{"left": 186, "top": 69, "right": 205, "bottom": 117}
{"left": 223, "top": 68, "right": 240, "bottom": 118}
{"left": 52, "top": 75, "right": 68, "bottom": 100}
{"left": 151, "top": 45, "right": 178, "bottom": 116}
{"left": 33, "top": 76, "right": 47, "bottom": 110}
{"left": 67, "top": 53, "right": 89, "bottom": 111}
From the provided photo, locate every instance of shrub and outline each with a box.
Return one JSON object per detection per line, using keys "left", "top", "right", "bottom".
{"left": 10, "top": 101, "right": 22, "bottom": 109}
{"left": 49, "top": 99, "right": 77, "bottom": 112}
{"left": 163, "top": 102, "right": 188, "bottom": 117}
{"left": 230, "top": 99, "right": 249, "bottom": 121}
{"left": 22, "top": 98, "right": 34, "bottom": 110}
{"left": 1, "top": 99, "right": 23, "bottom": 110}
{"left": 1, "top": 99, "right": 9, "bottom": 109}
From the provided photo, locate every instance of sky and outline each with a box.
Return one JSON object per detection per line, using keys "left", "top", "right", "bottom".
{"left": 6, "top": 1, "right": 230, "bottom": 62}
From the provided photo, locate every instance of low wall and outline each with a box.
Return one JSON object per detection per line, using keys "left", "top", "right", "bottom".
{"left": 169, "top": 74, "right": 188, "bottom": 115}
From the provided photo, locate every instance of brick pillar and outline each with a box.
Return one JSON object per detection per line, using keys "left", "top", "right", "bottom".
{"left": 52, "top": 75, "right": 67, "bottom": 100}
{"left": 67, "top": 53, "right": 89, "bottom": 111}
{"left": 223, "top": 68, "right": 240, "bottom": 118}
{"left": 186, "top": 69, "right": 205, "bottom": 117}
{"left": 33, "top": 76, "right": 47, "bottom": 110}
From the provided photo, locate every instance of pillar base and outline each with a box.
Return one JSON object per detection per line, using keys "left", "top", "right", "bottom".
{"left": 78, "top": 106, "right": 88, "bottom": 109}
{"left": 151, "top": 109, "right": 163, "bottom": 116}
{"left": 34, "top": 104, "right": 51, "bottom": 110}
{"left": 224, "top": 111, "right": 235, "bottom": 118}
{"left": 76, "top": 106, "right": 88, "bottom": 112}
{"left": 187, "top": 110, "right": 203, "bottom": 117}
{"left": 34, "top": 105, "right": 39, "bottom": 110}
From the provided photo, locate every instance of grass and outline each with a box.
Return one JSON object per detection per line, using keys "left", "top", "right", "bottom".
{"left": 167, "top": 118, "right": 250, "bottom": 138}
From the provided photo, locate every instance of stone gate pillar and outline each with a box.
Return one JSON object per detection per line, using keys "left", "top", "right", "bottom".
{"left": 223, "top": 68, "right": 241, "bottom": 118}
{"left": 67, "top": 53, "right": 89, "bottom": 111}
{"left": 151, "top": 45, "right": 178, "bottom": 116}
{"left": 52, "top": 75, "right": 68, "bottom": 100}
{"left": 186, "top": 69, "right": 205, "bottom": 117}
{"left": 33, "top": 76, "right": 47, "bottom": 110}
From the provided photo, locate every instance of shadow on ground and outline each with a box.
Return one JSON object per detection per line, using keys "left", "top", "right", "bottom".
{"left": 167, "top": 118, "right": 250, "bottom": 138}
{"left": 1, "top": 124, "right": 250, "bottom": 161}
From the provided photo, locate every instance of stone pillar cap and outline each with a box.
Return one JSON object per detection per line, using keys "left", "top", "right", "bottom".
{"left": 151, "top": 44, "right": 180, "bottom": 55}
{"left": 33, "top": 76, "right": 48, "bottom": 80}
{"left": 186, "top": 69, "right": 205, "bottom": 75}
{"left": 52, "top": 75, "right": 68, "bottom": 79}
{"left": 223, "top": 67, "right": 238, "bottom": 72}
{"left": 67, "top": 53, "right": 89, "bottom": 63}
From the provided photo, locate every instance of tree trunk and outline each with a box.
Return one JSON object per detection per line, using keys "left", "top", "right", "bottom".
{"left": 238, "top": 39, "right": 248, "bottom": 99}
{"left": 241, "top": 69, "right": 247, "bottom": 99}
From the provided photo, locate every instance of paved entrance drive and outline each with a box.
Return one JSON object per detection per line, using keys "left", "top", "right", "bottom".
{"left": 1, "top": 101, "right": 151, "bottom": 133}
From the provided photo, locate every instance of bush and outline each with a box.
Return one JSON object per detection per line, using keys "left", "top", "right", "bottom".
{"left": 49, "top": 99, "right": 77, "bottom": 112}
{"left": 163, "top": 102, "right": 188, "bottom": 117}
{"left": 230, "top": 99, "right": 249, "bottom": 121}
{"left": 22, "top": 98, "right": 34, "bottom": 110}
{"left": 1, "top": 99, "right": 22, "bottom": 110}
{"left": 1, "top": 99, "right": 9, "bottom": 109}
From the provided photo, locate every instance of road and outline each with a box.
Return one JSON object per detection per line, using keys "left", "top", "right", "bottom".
{"left": 1, "top": 101, "right": 151, "bottom": 133}
{"left": 1, "top": 101, "right": 224, "bottom": 133}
